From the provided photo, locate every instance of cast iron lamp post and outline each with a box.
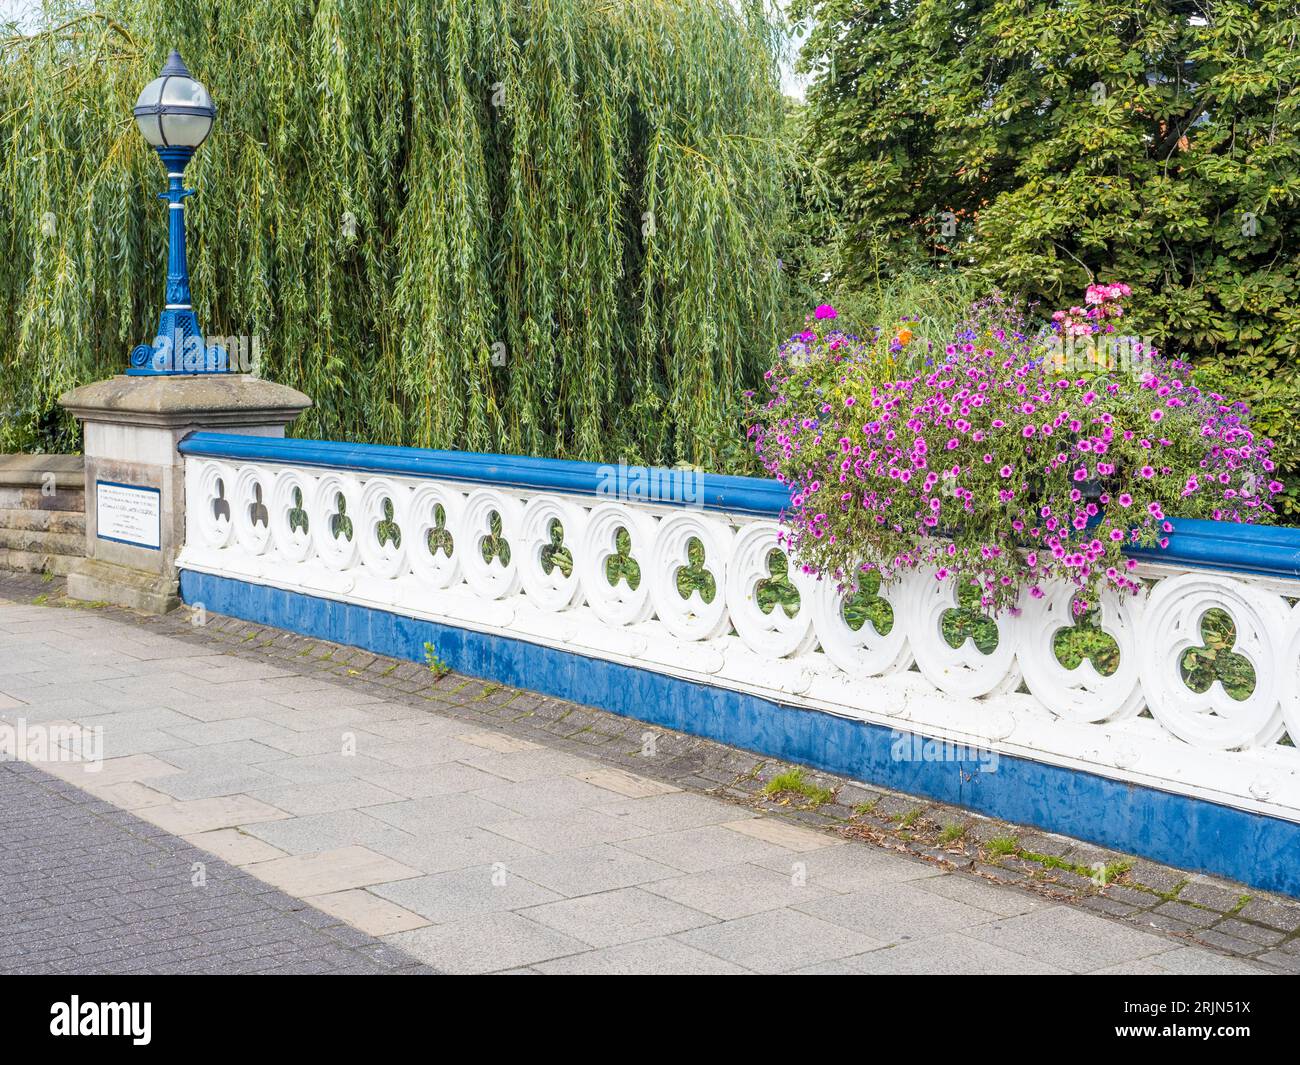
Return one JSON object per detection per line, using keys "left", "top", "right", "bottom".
{"left": 129, "top": 49, "right": 227, "bottom": 375}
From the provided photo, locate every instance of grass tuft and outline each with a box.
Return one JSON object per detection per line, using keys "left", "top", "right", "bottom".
{"left": 762, "top": 767, "right": 835, "bottom": 807}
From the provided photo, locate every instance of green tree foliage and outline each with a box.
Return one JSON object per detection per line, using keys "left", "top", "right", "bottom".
{"left": 793, "top": 0, "right": 1300, "bottom": 505}
{"left": 0, "top": 0, "right": 788, "bottom": 470}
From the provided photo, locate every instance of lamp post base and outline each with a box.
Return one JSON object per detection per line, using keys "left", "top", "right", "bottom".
{"left": 127, "top": 308, "right": 230, "bottom": 375}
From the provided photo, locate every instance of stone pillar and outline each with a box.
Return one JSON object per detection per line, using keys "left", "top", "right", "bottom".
{"left": 58, "top": 375, "right": 310, "bottom": 614}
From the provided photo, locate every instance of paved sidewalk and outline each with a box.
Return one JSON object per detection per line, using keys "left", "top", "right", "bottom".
{"left": 0, "top": 583, "right": 1289, "bottom": 974}
{"left": 0, "top": 760, "right": 432, "bottom": 974}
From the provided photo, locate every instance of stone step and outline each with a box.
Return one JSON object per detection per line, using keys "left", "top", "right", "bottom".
{"left": 0, "top": 549, "right": 80, "bottom": 576}
{"left": 0, "top": 508, "right": 86, "bottom": 535}
{"left": 0, "top": 486, "right": 85, "bottom": 513}
{"left": 0, "top": 453, "right": 83, "bottom": 490}
{"left": 0, "top": 527, "right": 85, "bottom": 558}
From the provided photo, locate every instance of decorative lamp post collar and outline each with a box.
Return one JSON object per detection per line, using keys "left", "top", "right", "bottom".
{"left": 128, "top": 49, "right": 228, "bottom": 376}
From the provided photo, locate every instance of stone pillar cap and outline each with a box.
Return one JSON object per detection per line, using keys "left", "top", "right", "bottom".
{"left": 60, "top": 374, "right": 311, "bottom": 429}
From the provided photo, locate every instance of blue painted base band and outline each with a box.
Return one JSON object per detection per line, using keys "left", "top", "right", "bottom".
{"left": 179, "top": 569, "right": 1300, "bottom": 898}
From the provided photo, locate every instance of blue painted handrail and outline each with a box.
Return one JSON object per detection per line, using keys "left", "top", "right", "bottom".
{"left": 1129, "top": 517, "right": 1300, "bottom": 581}
{"left": 179, "top": 432, "right": 1300, "bottom": 580}
{"left": 178, "top": 432, "right": 791, "bottom": 517}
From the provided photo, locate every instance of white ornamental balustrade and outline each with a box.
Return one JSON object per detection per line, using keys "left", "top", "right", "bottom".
{"left": 179, "top": 448, "right": 1300, "bottom": 822}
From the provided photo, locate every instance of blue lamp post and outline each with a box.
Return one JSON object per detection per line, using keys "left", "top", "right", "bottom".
{"left": 129, "top": 49, "right": 227, "bottom": 375}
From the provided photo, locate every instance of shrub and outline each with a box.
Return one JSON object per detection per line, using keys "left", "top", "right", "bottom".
{"left": 749, "top": 290, "right": 1279, "bottom": 613}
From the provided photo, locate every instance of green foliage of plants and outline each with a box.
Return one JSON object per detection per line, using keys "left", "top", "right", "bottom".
{"left": 539, "top": 519, "right": 572, "bottom": 579}
{"left": 422, "top": 641, "right": 450, "bottom": 678}
{"left": 791, "top": 0, "right": 1300, "bottom": 509}
{"left": 0, "top": 0, "right": 789, "bottom": 471}
{"left": 839, "top": 567, "right": 893, "bottom": 634}
{"left": 984, "top": 835, "right": 1019, "bottom": 858}
{"left": 1178, "top": 606, "right": 1257, "bottom": 701}
{"left": 755, "top": 547, "right": 800, "bottom": 617}
{"left": 762, "top": 766, "right": 835, "bottom": 806}
{"left": 1051, "top": 604, "right": 1121, "bottom": 677}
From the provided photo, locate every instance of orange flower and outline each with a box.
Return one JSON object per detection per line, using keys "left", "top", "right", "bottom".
{"left": 897, "top": 328, "right": 913, "bottom": 346}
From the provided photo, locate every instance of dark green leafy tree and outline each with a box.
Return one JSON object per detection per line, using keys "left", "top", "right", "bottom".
{"left": 794, "top": 0, "right": 1300, "bottom": 508}
{"left": 0, "top": 0, "right": 789, "bottom": 471}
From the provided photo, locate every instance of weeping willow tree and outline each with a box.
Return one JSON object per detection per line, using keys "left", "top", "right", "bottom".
{"left": 0, "top": 0, "right": 790, "bottom": 469}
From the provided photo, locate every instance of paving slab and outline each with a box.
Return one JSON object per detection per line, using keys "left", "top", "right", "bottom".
{"left": 793, "top": 881, "right": 1009, "bottom": 943}
{"left": 305, "top": 889, "right": 430, "bottom": 937}
{"left": 531, "top": 936, "right": 749, "bottom": 975}
{"left": 963, "top": 906, "right": 1184, "bottom": 974}
{"left": 475, "top": 775, "right": 628, "bottom": 818}
{"left": 752, "top": 840, "right": 942, "bottom": 891}
{"left": 140, "top": 794, "right": 291, "bottom": 835}
{"left": 247, "top": 845, "right": 423, "bottom": 896}
{"left": 720, "top": 817, "right": 841, "bottom": 852}
{"left": 645, "top": 862, "right": 835, "bottom": 920}
{"left": 456, "top": 730, "right": 542, "bottom": 754}
{"left": 243, "top": 809, "right": 417, "bottom": 855}
{"left": 507, "top": 844, "right": 681, "bottom": 898}
{"left": 182, "top": 828, "right": 289, "bottom": 866}
{"left": 41, "top": 752, "right": 182, "bottom": 788}
{"left": 615, "top": 824, "right": 797, "bottom": 874}
{"left": 674, "top": 908, "right": 886, "bottom": 974}
{"left": 388, "top": 912, "right": 590, "bottom": 974}
{"left": 843, "top": 931, "right": 1069, "bottom": 975}
{"left": 521, "top": 887, "right": 715, "bottom": 948}
{"left": 483, "top": 809, "right": 653, "bottom": 852}
{"left": 249, "top": 780, "right": 406, "bottom": 817}
{"left": 597, "top": 791, "right": 760, "bottom": 832}
{"left": 913, "top": 872, "right": 1051, "bottom": 918}
{"left": 369, "top": 866, "right": 562, "bottom": 923}
{"left": 148, "top": 764, "right": 283, "bottom": 801}
{"left": 574, "top": 767, "right": 680, "bottom": 798}
{"left": 355, "top": 762, "right": 506, "bottom": 799}
{"left": 365, "top": 793, "right": 519, "bottom": 835}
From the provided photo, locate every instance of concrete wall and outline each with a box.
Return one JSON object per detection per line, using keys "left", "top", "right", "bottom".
{"left": 0, "top": 454, "right": 85, "bottom": 575}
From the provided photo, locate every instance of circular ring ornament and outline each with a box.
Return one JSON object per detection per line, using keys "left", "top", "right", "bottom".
{"left": 193, "top": 461, "right": 236, "bottom": 549}
{"left": 648, "top": 512, "right": 733, "bottom": 641}
{"left": 268, "top": 468, "right": 317, "bottom": 564}
{"left": 810, "top": 573, "right": 912, "bottom": 677}
{"left": 723, "top": 522, "right": 816, "bottom": 659}
{"left": 406, "top": 484, "right": 466, "bottom": 590}
{"left": 904, "top": 568, "right": 1021, "bottom": 699}
{"left": 518, "top": 496, "right": 587, "bottom": 612}
{"left": 577, "top": 503, "right": 657, "bottom": 627}
{"left": 231, "top": 464, "right": 273, "bottom": 556}
{"left": 1137, "top": 572, "right": 1287, "bottom": 751}
{"left": 460, "top": 489, "right": 523, "bottom": 600}
{"left": 357, "top": 478, "right": 411, "bottom": 580}
{"left": 1019, "top": 582, "right": 1145, "bottom": 724}
{"left": 311, "top": 472, "right": 362, "bottom": 572}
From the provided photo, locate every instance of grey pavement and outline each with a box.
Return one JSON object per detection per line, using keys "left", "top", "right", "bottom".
{"left": 0, "top": 586, "right": 1288, "bottom": 975}
{"left": 0, "top": 759, "right": 432, "bottom": 974}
